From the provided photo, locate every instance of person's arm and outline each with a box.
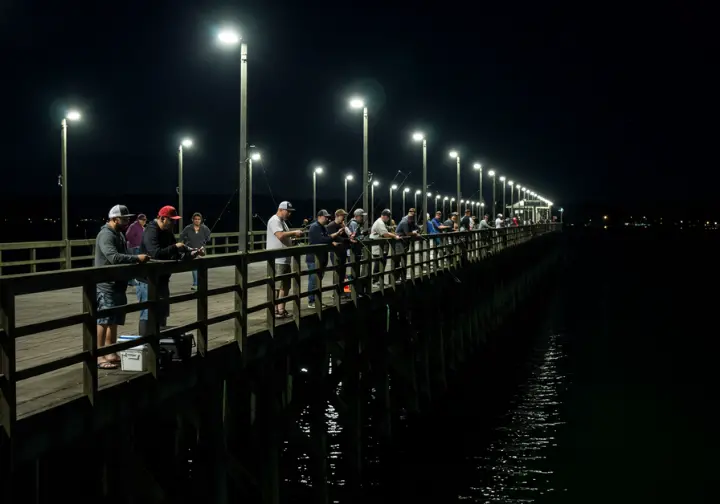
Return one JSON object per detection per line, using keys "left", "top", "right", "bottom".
{"left": 144, "top": 225, "right": 180, "bottom": 260}
{"left": 98, "top": 231, "right": 139, "bottom": 265}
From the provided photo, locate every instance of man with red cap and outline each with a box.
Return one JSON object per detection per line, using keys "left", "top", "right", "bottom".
{"left": 135, "top": 205, "right": 199, "bottom": 335}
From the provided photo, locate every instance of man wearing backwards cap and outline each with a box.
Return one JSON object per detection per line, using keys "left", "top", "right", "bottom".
{"left": 135, "top": 205, "right": 196, "bottom": 335}
{"left": 95, "top": 205, "right": 149, "bottom": 369}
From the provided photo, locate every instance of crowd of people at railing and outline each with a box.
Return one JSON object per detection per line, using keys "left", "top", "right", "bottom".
{"left": 92, "top": 200, "right": 552, "bottom": 369}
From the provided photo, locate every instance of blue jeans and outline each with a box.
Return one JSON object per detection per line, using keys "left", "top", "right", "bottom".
{"left": 135, "top": 280, "right": 170, "bottom": 325}
{"left": 192, "top": 270, "right": 198, "bottom": 286}
{"left": 306, "top": 261, "right": 324, "bottom": 303}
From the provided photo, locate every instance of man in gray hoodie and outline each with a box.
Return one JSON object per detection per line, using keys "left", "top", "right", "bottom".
{"left": 95, "top": 205, "right": 149, "bottom": 369}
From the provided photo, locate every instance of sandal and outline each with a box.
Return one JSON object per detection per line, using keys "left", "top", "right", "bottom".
{"left": 98, "top": 361, "right": 119, "bottom": 370}
{"left": 275, "top": 311, "right": 293, "bottom": 319}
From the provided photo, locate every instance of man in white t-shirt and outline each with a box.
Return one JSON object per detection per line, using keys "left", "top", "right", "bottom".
{"left": 266, "top": 201, "right": 303, "bottom": 318}
{"left": 495, "top": 214, "right": 504, "bottom": 228}
{"left": 370, "top": 209, "right": 400, "bottom": 283}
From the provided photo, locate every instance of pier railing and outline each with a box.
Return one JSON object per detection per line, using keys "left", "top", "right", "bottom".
{"left": 0, "top": 230, "right": 307, "bottom": 276}
{"left": 0, "top": 223, "right": 560, "bottom": 434}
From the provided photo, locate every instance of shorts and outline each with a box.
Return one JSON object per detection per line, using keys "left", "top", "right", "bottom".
{"left": 275, "top": 263, "right": 291, "bottom": 292}
{"left": 96, "top": 289, "right": 127, "bottom": 326}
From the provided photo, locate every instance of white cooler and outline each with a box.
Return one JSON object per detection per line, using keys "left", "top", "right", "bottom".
{"left": 118, "top": 335, "right": 147, "bottom": 372}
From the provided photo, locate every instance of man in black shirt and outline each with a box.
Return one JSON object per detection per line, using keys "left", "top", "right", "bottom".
{"left": 326, "top": 209, "right": 350, "bottom": 297}
{"left": 135, "top": 205, "right": 198, "bottom": 335}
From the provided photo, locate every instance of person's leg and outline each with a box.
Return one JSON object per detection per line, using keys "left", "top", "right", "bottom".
{"left": 105, "top": 324, "right": 119, "bottom": 361}
{"left": 276, "top": 264, "right": 291, "bottom": 315}
{"left": 192, "top": 270, "right": 198, "bottom": 288}
{"left": 96, "top": 324, "right": 108, "bottom": 364}
{"left": 136, "top": 281, "right": 149, "bottom": 335}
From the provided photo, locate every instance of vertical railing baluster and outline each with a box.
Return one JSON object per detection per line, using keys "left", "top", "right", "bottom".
{"left": 235, "top": 252, "right": 248, "bottom": 362}
{"left": 0, "top": 281, "right": 16, "bottom": 438}
{"left": 197, "top": 262, "right": 209, "bottom": 357}
{"left": 82, "top": 281, "right": 98, "bottom": 404}
{"left": 267, "top": 260, "right": 276, "bottom": 337}
{"left": 292, "top": 254, "right": 301, "bottom": 327}
{"left": 146, "top": 273, "right": 160, "bottom": 378}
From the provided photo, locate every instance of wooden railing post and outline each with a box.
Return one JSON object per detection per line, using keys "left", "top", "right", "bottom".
{"left": 64, "top": 240, "right": 71, "bottom": 270}
{"left": 235, "top": 253, "right": 248, "bottom": 359}
{"left": 266, "top": 260, "right": 276, "bottom": 338}
{"left": 197, "top": 262, "right": 209, "bottom": 357}
{"left": 146, "top": 274, "right": 160, "bottom": 378}
{"left": 82, "top": 281, "right": 98, "bottom": 405}
{"left": 0, "top": 282, "right": 16, "bottom": 438}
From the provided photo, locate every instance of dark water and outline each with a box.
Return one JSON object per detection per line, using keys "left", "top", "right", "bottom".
{"left": 280, "top": 229, "right": 716, "bottom": 503}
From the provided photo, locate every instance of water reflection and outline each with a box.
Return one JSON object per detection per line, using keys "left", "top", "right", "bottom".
{"left": 460, "top": 333, "right": 569, "bottom": 502}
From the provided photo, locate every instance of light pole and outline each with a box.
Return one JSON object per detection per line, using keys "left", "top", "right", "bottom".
{"left": 559, "top": 207, "right": 564, "bottom": 223}
{"left": 508, "top": 180, "right": 514, "bottom": 218}
{"left": 248, "top": 152, "right": 260, "bottom": 235}
{"left": 344, "top": 174, "right": 353, "bottom": 210}
{"left": 473, "top": 163, "right": 483, "bottom": 209}
{"left": 217, "top": 27, "right": 249, "bottom": 251}
{"left": 460, "top": 200, "right": 465, "bottom": 213}
{"left": 350, "top": 98, "right": 369, "bottom": 229}
{"left": 488, "top": 170, "right": 496, "bottom": 216}
{"left": 412, "top": 132, "right": 427, "bottom": 226}
{"left": 449, "top": 151, "right": 461, "bottom": 215}
{"left": 177, "top": 138, "right": 193, "bottom": 230}
{"left": 443, "top": 196, "right": 449, "bottom": 215}
{"left": 435, "top": 194, "right": 441, "bottom": 214}
{"left": 313, "top": 167, "right": 323, "bottom": 218}
{"left": 60, "top": 110, "right": 81, "bottom": 268}
{"left": 403, "top": 187, "right": 410, "bottom": 215}
{"left": 499, "top": 176, "right": 506, "bottom": 215}
{"left": 390, "top": 184, "right": 397, "bottom": 216}
{"left": 371, "top": 180, "right": 379, "bottom": 223}
{"left": 480, "top": 202, "right": 485, "bottom": 217}
{"left": 414, "top": 190, "right": 421, "bottom": 212}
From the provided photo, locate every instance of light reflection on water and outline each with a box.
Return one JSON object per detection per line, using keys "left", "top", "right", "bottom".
{"left": 459, "top": 333, "right": 569, "bottom": 503}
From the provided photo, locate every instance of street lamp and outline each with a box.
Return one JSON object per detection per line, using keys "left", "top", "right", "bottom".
{"left": 449, "top": 151, "right": 461, "bottom": 215}
{"left": 350, "top": 97, "right": 369, "bottom": 229}
{"left": 313, "top": 167, "right": 323, "bottom": 218}
{"left": 499, "top": 176, "right": 506, "bottom": 215}
{"left": 248, "top": 152, "right": 261, "bottom": 235}
{"left": 390, "top": 184, "right": 398, "bottom": 216}
{"left": 60, "top": 109, "right": 81, "bottom": 268}
{"left": 508, "top": 180, "right": 514, "bottom": 218}
{"left": 488, "top": 170, "right": 496, "bottom": 216}
{"left": 217, "top": 27, "right": 249, "bottom": 250}
{"left": 412, "top": 132, "right": 427, "bottom": 226}
{"left": 473, "top": 163, "right": 483, "bottom": 210}
{"left": 371, "top": 179, "right": 380, "bottom": 223}
{"left": 403, "top": 187, "right": 411, "bottom": 215}
{"left": 443, "top": 196, "right": 449, "bottom": 215}
{"left": 559, "top": 207, "right": 564, "bottom": 223}
{"left": 177, "top": 138, "right": 193, "bottom": 229}
{"left": 435, "top": 194, "right": 441, "bottom": 214}
{"left": 414, "top": 189, "right": 421, "bottom": 211}
{"left": 344, "top": 174, "right": 354, "bottom": 210}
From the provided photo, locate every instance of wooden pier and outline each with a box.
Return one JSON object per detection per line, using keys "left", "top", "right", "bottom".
{"left": 0, "top": 225, "right": 563, "bottom": 504}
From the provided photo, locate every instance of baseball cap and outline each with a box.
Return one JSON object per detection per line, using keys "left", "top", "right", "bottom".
{"left": 353, "top": 208, "right": 368, "bottom": 216}
{"left": 278, "top": 201, "right": 296, "bottom": 212}
{"left": 158, "top": 205, "right": 181, "bottom": 220}
{"left": 137, "top": 213, "right": 147, "bottom": 220}
{"left": 408, "top": 207, "right": 416, "bottom": 213}
{"left": 108, "top": 205, "right": 134, "bottom": 219}
{"left": 335, "top": 209, "right": 348, "bottom": 217}
{"left": 451, "top": 212, "right": 459, "bottom": 217}
{"left": 317, "top": 209, "right": 331, "bottom": 217}
{"left": 381, "top": 209, "right": 392, "bottom": 217}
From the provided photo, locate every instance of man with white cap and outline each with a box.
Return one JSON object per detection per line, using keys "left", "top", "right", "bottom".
{"left": 266, "top": 201, "right": 304, "bottom": 318}
{"left": 95, "top": 205, "right": 149, "bottom": 369}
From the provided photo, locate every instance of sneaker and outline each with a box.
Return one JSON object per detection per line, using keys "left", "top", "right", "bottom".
{"left": 190, "top": 285, "right": 197, "bottom": 291}
{"left": 308, "top": 302, "right": 316, "bottom": 309}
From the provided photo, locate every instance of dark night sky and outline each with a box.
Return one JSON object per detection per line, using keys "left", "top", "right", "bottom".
{"left": 1, "top": 1, "right": 715, "bottom": 216}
